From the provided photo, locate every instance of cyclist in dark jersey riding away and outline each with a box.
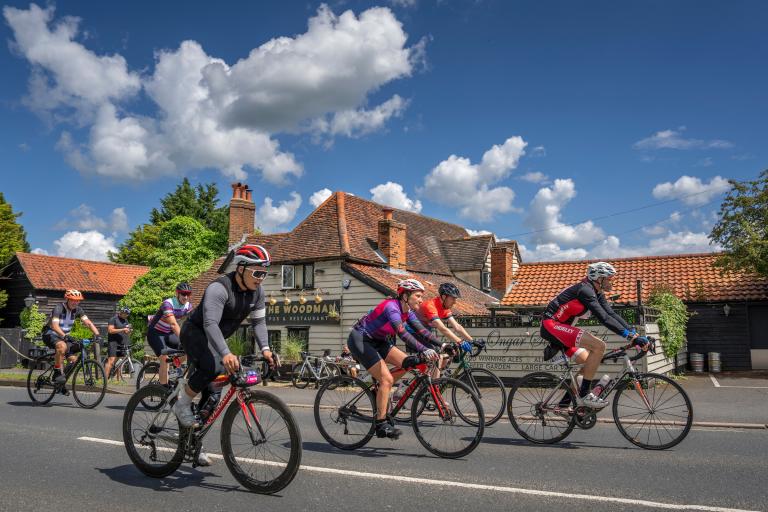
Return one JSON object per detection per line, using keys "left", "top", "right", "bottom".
{"left": 347, "top": 278, "right": 443, "bottom": 439}
{"left": 541, "top": 262, "right": 650, "bottom": 409}
{"left": 173, "top": 245, "right": 275, "bottom": 430}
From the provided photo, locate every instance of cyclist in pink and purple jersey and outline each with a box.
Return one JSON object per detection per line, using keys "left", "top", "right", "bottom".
{"left": 347, "top": 279, "right": 443, "bottom": 439}
{"left": 147, "top": 282, "right": 193, "bottom": 387}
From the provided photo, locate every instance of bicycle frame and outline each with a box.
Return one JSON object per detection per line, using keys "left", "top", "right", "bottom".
{"left": 297, "top": 354, "right": 331, "bottom": 380}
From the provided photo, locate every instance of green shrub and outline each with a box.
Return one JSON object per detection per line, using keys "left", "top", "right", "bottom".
{"left": 281, "top": 336, "right": 307, "bottom": 362}
{"left": 20, "top": 304, "right": 46, "bottom": 342}
{"left": 648, "top": 291, "right": 691, "bottom": 359}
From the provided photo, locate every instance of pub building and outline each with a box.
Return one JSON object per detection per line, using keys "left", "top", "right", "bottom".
{"left": 191, "top": 183, "right": 517, "bottom": 356}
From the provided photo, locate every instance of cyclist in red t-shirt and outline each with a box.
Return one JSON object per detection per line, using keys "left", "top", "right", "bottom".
{"left": 417, "top": 283, "right": 474, "bottom": 369}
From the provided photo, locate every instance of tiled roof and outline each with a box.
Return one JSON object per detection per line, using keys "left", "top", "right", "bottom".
{"left": 500, "top": 253, "right": 768, "bottom": 306}
{"left": 12, "top": 252, "right": 149, "bottom": 296}
{"left": 439, "top": 235, "right": 494, "bottom": 271}
{"left": 247, "top": 192, "right": 475, "bottom": 274}
{"left": 344, "top": 262, "right": 497, "bottom": 317}
{"left": 190, "top": 256, "right": 227, "bottom": 306}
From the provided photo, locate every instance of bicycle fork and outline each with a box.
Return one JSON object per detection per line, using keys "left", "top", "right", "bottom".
{"left": 237, "top": 390, "right": 268, "bottom": 446}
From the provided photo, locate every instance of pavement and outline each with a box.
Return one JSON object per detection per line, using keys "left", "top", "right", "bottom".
{"left": 0, "top": 378, "right": 767, "bottom": 512}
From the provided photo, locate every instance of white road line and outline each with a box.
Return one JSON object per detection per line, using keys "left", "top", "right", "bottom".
{"left": 78, "top": 436, "right": 760, "bottom": 512}
{"left": 709, "top": 374, "right": 721, "bottom": 388}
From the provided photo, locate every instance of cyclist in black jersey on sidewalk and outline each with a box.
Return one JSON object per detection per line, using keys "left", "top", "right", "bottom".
{"left": 540, "top": 261, "right": 651, "bottom": 409}
{"left": 173, "top": 244, "right": 275, "bottom": 430}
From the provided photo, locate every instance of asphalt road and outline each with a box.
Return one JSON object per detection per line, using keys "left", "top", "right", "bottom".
{"left": 0, "top": 385, "right": 765, "bottom": 512}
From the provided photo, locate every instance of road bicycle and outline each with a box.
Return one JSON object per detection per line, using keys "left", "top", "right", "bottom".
{"left": 314, "top": 353, "right": 485, "bottom": 459}
{"left": 507, "top": 337, "right": 693, "bottom": 450}
{"left": 122, "top": 354, "right": 302, "bottom": 494}
{"left": 135, "top": 349, "right": 187, "bottom": 410}
{"left": 101, "top": 344, "right": 142, "bottom": 383}
{"left": 291, "top": 351, "right": 340, "bottom": 389}
{"left": 27, "top": 337, "right": 107, "bottom": 409}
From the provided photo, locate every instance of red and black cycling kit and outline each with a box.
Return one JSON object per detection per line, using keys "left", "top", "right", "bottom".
{"left": 540, "top": 278, "right": 633, "bottom": 357}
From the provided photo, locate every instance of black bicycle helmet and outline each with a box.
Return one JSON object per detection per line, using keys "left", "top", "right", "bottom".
{"left": 438, "top": 282, "right": 461, "bottom": 298}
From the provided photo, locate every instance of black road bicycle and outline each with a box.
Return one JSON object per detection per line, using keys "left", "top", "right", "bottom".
{"left": 27, "top": 337, "right": 107, "bottom": 409}
{"left": 507, "top": 337, "right": 693, "bottom": 450}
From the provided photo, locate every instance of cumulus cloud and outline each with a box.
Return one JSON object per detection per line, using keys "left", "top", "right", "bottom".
{"left": 31, "top": 247, "right": 49, "bottom": 255}
{"left": 54, "top": 204, "right": 129, "bottom": 233}
{"left": 466, "top": 229, "right": 492, "bottom": 237}
{"left": 109, "top": 207, "right": 129, "bottom": 233}
{"left": 530, "top": 146, "right": 546, "bottom": 157}
{"left": 53, "top": 230, "right": 117, "bottom": 261}
{"left": 518, "top": 243, "right": 588, "bottom": 262}
{"left": 525, "top": 179, "right": 605, "bottom": 247}
{"left": 421, "top": 136, "right": 526, "bottom": 221}
{"left": 370, "top": 181, "right": 422, "bottom": 212}
{"left": 519, "top": 171, "right": 548, "bottom": 184}
{"left": 652, "top": 175, "right": 731, "bottom": 206}
{"left": 309, "top": 188, "right": 333, "bottom": 208}
{"left": 257, "top": 192, "right": 302, "bottom": 233}
{"left": 6, "top": 4, "right": 421, "bottom": 183}
{"left": 633, "top": 127, "right": 733, "bottom": 151}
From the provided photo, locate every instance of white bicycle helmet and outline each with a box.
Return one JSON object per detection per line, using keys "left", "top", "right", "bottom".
{"left": 587, "top": 261, "right": 617, "bottom": 281}
{"left": 397, "top": 278, "right": 425, "bottom": 295}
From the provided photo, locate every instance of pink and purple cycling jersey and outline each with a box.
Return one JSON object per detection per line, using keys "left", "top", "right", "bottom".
{"left": 353, "top": 298, "right": 440, "bottom": 353}
{"left": 151, "top": 297, "right": 192, "bottom": 334}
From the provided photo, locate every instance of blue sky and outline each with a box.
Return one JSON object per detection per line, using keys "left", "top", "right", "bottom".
{"left": 1, "top": 0, "right": 766, "bottom": 262}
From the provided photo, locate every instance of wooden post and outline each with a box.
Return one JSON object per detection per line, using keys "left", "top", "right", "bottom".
{"left": 636, "top": 279, "right": 644, "bottom": 326}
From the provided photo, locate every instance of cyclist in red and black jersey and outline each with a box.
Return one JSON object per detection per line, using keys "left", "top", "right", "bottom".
{"left": 541, "top": 262, "right": 650, "bottom": 409}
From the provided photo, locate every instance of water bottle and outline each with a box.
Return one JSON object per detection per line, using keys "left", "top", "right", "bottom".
{"left": 591, "top": 374, "right": 611, "bottom": 397}
{"left": 392, "top": 379, "right": 406, "bottom": 404}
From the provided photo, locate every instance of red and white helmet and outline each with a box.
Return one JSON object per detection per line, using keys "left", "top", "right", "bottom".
{"left": 397, "top": 278, "right": 425, "bottom": 295}
{"left": 233, "top": 244, "right": 271, "bottom": 267}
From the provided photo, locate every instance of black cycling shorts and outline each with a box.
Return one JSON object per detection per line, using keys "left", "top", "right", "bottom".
{"left": 147, "top": 328, "right": 181, "bottom": 357}
{"left": 347, "top": 329, "right": 393, "bottom": 370}
{"left": 107, "top": 341, "right": 128, "bottom": 357}
{"left": 42, "top": 331, "right": 81, "bottom": 354}
{"left": 180, "top": 322, "right": 224, "bottom": 394}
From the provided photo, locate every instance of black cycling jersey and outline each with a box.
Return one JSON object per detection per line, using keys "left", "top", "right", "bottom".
{"left": 543, "top": 278, "right": 632, "bottom": 337}
{"left": 45, "top": 303, "right": 86, "bottom": 335}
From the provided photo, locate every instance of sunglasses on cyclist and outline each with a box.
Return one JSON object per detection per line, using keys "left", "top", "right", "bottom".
{"left": 177, "top": 291, "right": 192, "bottom": 297}
{"left": 250, "top": 269, "right": 268, "bottom": 279}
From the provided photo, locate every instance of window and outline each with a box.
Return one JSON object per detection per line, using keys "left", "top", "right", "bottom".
{"left": 281, "top": 264, "right": 315, "bottom": 290}
{"left": 481, "top": 271, "right": 491, "bottom": 291}
{"left": 268, "top": 330, "right": 282, "bottom": 355}
{"left": 281, "top": 265, "right": 295, "bottom": 289}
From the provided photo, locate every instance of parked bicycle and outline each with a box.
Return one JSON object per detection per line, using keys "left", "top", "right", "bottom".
{"left": 507, "top": 337, "right": 693, "bottom": 450}
{"left": 123, "top": 354, "right": 302, "bottom": 494}
{"left": 291, "top": 351, "right": 340, "bottom": 389}
{"left": 314, "top": 352, "right": 485, "bottom": 459}
{"left": 27, "top": 337, "right": 107, "bottom": 408}
{"left": 101, "top": 343, "right": 143, "bottom": 383}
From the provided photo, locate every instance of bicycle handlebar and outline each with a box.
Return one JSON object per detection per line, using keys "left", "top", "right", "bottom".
{"left": 602, "top": 336, "right": 657, "bottom": 363}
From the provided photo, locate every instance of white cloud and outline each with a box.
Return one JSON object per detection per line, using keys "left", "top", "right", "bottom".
{"left": 31, "top": 247, "right": 49, "bottom": 255}
{"left": 466, "top": 229, "right": 492, "bottom": 237}
{"left": 519, "top": 171, "right": 548, "bottom": 184}
{"left": 309, "top": 188, "right": 333, "bottom": 208}
{"left": 53, "top": 230, "right": 117, "bottom": 261}
{"left": 54, "top": 204, "right": 129, "bottom": 233}
{"left": 109, "top": 207, "right": 129, "bottom": 233}
{"left": 633, "top": 127, "right": 733, "bottom": 151}
{"left": 518, "top": 243, "right": 588, "bottom": 262}
{"left": 530, "top": 146, "right": 546, "bottom": 157}
{"left": 525, "top": 178, "right": 605, "bottom": 247}
{"left": 370, "top": 181, "right": 422, "bottom": 212}
{"left": 389, "top": 0, "right": 418, "bottom": 7}
{"left": 652, "top": 175, "right": 731, "bottom": 206}
{"left": 257, "top": 192, "right": 302, "bottom": 233}
{"left": 421, "top": 136, "right": 526, "bottom": 221}
{"left": 6, "top": 4, "right": 421, "bottom": 183}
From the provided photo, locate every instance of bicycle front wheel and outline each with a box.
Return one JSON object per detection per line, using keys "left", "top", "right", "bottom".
{"left": 221, "top": 390, "right": 302, "bottom": 494}
{"left": 136, "top": 362, "right": 164, "bottom": 410}
{"left": 613, "top": 372, "right": 693, "bottom": 450}
{"left": 456, "top": 368, "right": 506, "bottom": 426}
{"left": 507, "top": 372, "right": 576, "bottom": 444}
{"left": 118, "top": 358, "right": 142, "bottom": 382}
{"left": 314, "top": 376, "right": 376, "bottom": 450}
{"left": 72, "top": 359, "right": 107, "bottom": 408}
{"left": 122, "top": 384, "right": 184, "bottom": 477}
{"left": 27, "top": 356, "right": 57, "bottom": 405}
{"left": 411, "top": 377, "right": 485, "bottom": 459}
{"left": 291, "top": 364, "right": 310, "bottom": 389}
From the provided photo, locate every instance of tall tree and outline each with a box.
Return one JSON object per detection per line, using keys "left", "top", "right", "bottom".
{"left": 0, "top": 192, "right": 31, "bottom": 322}
{"left": 110, "top": 178, "right": 231, "bottom": 265}
{"left": 710, "top": 170, "right": 768, "bottom": 277}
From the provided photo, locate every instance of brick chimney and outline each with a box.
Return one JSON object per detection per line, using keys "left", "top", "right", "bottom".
{"left": 378, "top": 207, "right": 407, "bottom": 270}
{"left": 490, "top": 241, "right": 519, "bottom": 296}
{"left": 228, "top": 182, "right": 255, "bottom": 244}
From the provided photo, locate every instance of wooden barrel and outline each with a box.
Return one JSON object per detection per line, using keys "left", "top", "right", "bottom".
{"left": 689, "top": 353, "right": 704, "bottom": 373}
{"left": 708, "top": 352, "right": 722, "bottom": 373}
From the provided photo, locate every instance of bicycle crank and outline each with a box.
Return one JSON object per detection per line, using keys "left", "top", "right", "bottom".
{"left": 574, "top": 406, "right": 597, "bottom": 429}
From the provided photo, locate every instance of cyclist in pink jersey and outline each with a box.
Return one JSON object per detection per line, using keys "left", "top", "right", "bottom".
{"left": 147, "top": 282, "right": 193, "bottom": 387}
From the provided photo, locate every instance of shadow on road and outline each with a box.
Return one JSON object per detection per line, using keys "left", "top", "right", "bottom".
{"left": 6, "top": 400, "right": 77, "bottom": 409}
{"left": 302, "top": 441, "right": 442, "bottom": 460}
{"left": 481, "top": 437, "right": 581, "bottom": 449}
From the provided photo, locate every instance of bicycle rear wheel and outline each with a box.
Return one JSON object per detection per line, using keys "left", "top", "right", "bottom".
{"left": 118, "top": 358, "right": 142, "bottom": 382}
{"left": 72, "top": 359, "right": 107, "bottom": 409}
{"left": 27, "top": 356, "right": 57, "bottom": 405}
{"left": 291, "top": 363, "right": 310, "bottom": 389}
{"left": 613, "top": 372, "right": 693, "bottom": 450}
{"left": 411, "top": 377, "right": 485, "bottom": 459}
{"left": 314, "top": 376, "right": 376, "bottom": 450}
{"left": 221, "top": 390, "right": 302, "bottom": 494}
{"left": 122, "top": 384, "right": 184, "bottom": 477}
{"left": 456, "top": 368, "right": 506, "bottom": 426}
{"left": 507, "top": 372, "right": 576, "bottom": 444}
